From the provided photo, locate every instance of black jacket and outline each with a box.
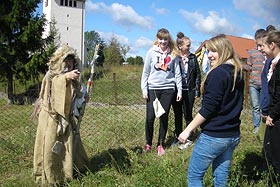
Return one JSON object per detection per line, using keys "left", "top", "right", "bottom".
{"left": 180, "top": 53, "right": 201, "bottom": 97}
{"left": 268, "top": 59, "right": 280, "bottom": 121}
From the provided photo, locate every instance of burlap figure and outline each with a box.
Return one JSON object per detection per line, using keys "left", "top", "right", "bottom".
{"left": 33, "top": 45, "right": 89, "bottom": 186}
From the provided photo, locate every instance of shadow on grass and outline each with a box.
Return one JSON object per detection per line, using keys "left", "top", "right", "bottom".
{"left": 236, "top": 151, "right": 265, "bottom": 181}
{"left": 88, "top": 146, "right": 141, "bottom": 175}
{"left": 8, "top": 83, "right": 40, "bottom": 105}
{"left": 165, "top": 134, "right": 176, "bottom": 148}
{"left": 237, "top": 151, "right": 280, "bottom": 185}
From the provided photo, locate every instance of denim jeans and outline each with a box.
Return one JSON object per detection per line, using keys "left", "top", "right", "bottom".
{"left": 249, "top": 85, "right": 261, "bottom": 128}
{"left": 187, "top": 133, "right": 240, "bottom": 187}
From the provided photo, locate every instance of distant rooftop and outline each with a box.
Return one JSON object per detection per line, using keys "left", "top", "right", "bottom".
{"left": 195, "top": 35, "right": 256, "bottom": 59}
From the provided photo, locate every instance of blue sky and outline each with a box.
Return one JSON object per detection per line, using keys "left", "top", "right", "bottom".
{"left": 40, "top": 0, "right": 280, "bottom": 59}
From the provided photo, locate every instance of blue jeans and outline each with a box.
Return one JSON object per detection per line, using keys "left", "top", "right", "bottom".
{"left": 187, "top": 133, "right": 240, "bottom": 187}
{"left": 249, "top": 85, "right": 261, "bottom": 128}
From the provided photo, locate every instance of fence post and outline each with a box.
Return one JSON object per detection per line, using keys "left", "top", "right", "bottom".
{"left": 245, "top": 71, "right": 249, "bottom": 107}
{"left": 113, "top": 73, "right": 118, "bottom": 104}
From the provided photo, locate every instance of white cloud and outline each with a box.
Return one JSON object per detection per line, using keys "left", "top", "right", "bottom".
{"left": 98, "top": 31, "right": 150, "bottom": 58}
{"left": 98, "top": 31, "right": 129, "bottom": 46}
{"left": 126, "top": 37, "right": 153, "bottom": 58}
{"left": 233, "top": 0, "right": 280, "bottom": 26}
{"left": 86, "top": 0, "right": 101, "bottom": 11}
{"left": 241, "top": 33, "right": 254, "bottom": 39}
{"left": 190, "top": 41, "right": 202, "bottom": 53}
{"left": 86, "top": 1, "right": 154, "bottom": 30}
{"left": 179, "top": 10, "right": 236, "bottom": 36}
{"left": 135, "top": 37, "right": 153, "bottom": 49}
{"left": 155, "top": 8, "right": 169, "bottom": 15}
{"left": 150, "top": 3, "right": 169, "bottom": 15}
{"left": 252, "top": 23, "right": 262, "bottom": 31}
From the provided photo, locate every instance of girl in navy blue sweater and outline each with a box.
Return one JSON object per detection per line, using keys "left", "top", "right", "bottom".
{"left": 178, "top": 34, "right": 244, "bottom": 187}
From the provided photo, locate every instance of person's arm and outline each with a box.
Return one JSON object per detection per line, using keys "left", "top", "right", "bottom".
{"left": 267, "top": 62, "right": 280, "bottom": 125}
{"left": 66, "top": 69, "right": 80, "bottom": 81}
{"left": 174, "top": 57, "right": 182, "bottom": 101}
{"left": 267, "top": 94, "right": 280, "bottom": 125}
{"left": 52, "top": 69, "right": 80, "bottom": 117}
{"left": 178, "top": 113, "right": 206, "bottom": 143}
{"left": 260, "top": 59, "right": 272, "bottom": 117}
{"left": 243, "top": 51, "right": 253, "bottom": 72}
{"left": 178, "top": 67, "right": 225, "bottom": 142}
{"left": 266, "top": 115, "right": 274, "bottom": 126}
{"left": 194, "top": 55, "right": 201, "bottom": 97}
{"left": 141, "top": 49, "right": 152, "bottom": 99}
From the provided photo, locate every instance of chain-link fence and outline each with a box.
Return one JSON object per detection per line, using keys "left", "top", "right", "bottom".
{"left": 0, "top": 73, "right": 254, "bottom": 183}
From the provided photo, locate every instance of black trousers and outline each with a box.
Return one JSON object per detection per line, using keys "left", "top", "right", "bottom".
{"left": 262, "top": 120, "right": 280, "bottom": 176}
{"left": 172, "top": 89, "right": 196, "bottom": 140}
{"left": 145, "top": 89, "right": 175, "bottom": 146}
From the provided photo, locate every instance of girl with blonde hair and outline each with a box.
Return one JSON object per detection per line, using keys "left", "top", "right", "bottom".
{"left": 178, "top": 34, "right": 244, "bottom": 186}
{"left": 141, "top": 28, "right": 182, "bottom": 156}
{"left": 171, "top": 32, "right": 201, "bottom": 149}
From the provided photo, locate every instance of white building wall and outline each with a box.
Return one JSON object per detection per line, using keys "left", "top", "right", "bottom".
{"left": 43, "top": 0, "right": 85, "bottom": 65}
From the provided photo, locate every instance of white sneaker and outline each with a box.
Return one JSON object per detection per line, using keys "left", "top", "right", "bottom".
{"left": 252, "top": 127, "right": 260, "bottom": 134}
{"left": 178, "top": 140, "right": 193, "bottom": 150}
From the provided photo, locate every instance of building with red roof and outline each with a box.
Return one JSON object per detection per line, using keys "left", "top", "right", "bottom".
{"left": 195, "top": 35, "right": 256, "bottom": 63}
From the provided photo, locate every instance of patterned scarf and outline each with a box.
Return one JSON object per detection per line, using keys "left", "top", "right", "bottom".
{"left": 181, "top": 54, "right": 189, "bottom": 64}
{"left": 153, "top": 44, "right": 170, "bottom": 58}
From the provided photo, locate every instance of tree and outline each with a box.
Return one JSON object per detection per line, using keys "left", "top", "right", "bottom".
{"left": 127, "top": 56, "right": 144, "bottom": 65}
{"left": 126, "top": 57, "right": 134, "bottom": 64}
{"left": 95, "top": 44, "right": 105, "bottom": 67}
{"left": 84, "top": 30, "right": 104, "bottom": 66}
{"left": 134, "top": 56, "right": 144, "bottom": 65}
{"left": 0, "top": 0, "right": 52, "bottom": 102}
{"left": 84, "top": 32, "right": 130, "bottom": 66}
{"left": 120, "top": 45, "right": 130, "bottom": 63}
{"left": 25, "top": 18, "right": 60, "bottom": 82}
{"left": 103, "top": 36, "right": 128, "bottom": 65}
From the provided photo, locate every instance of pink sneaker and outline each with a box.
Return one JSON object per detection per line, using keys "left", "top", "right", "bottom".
{"left": 144, "top": 144, "right": 151, "bottom": 152}
{"left": 157, "top": 145, "right": 165, "bottom": 156}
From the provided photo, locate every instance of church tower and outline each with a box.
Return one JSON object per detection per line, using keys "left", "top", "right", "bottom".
{"left": 43, "top": 0, "right": 86, "bottom": 65}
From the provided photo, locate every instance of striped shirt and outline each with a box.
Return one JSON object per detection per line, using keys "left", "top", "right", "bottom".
{"left": 246, "top": 49, "right": 265, "bottom": 87}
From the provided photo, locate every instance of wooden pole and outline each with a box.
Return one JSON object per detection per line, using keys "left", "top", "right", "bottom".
{"left": 113, "top": 73, "right": 118, "bottom": 104}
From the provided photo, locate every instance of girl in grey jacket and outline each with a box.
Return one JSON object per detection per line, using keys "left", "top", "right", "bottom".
{"left": 141, "top": 28, "right": 182, "bottom": 156}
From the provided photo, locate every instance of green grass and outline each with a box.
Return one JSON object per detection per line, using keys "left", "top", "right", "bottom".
{"left": 0, "top": 101, "right": 278, "bottom": 187}
{"left": 0, "top": 65, "right": 279, "bottom": 186}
